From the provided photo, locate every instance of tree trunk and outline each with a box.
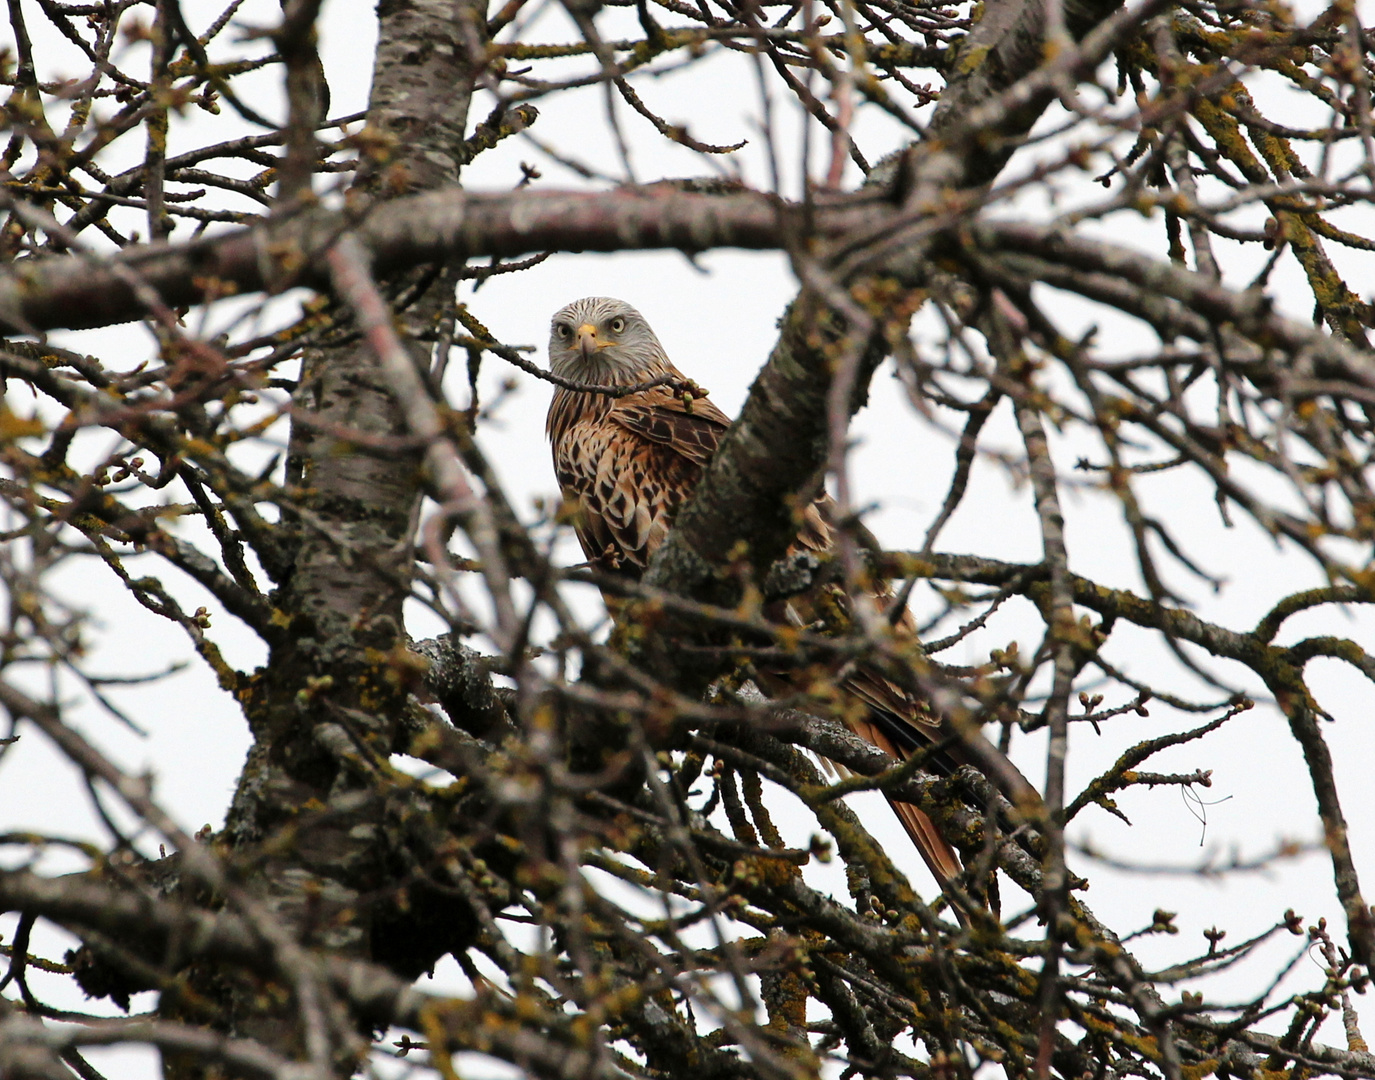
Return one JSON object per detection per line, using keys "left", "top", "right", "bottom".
{"left": 166, "top": 3, "right": 487, "bottom": 1075}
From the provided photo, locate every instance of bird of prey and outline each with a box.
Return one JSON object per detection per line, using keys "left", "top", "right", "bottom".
{"left": 545, "top": 295, "right": 975, "bottom": 894}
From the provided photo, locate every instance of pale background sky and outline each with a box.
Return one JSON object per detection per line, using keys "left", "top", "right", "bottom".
{"left": 2, "top": 0, "right": 1373, "bottom": 1075}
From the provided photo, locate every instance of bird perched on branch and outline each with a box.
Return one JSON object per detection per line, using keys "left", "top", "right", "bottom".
{"left": 545, "top": 295, "right": 1011, "bottom": 898}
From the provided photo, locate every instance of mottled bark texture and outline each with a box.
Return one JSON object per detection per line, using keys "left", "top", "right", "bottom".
{"left": 926, "top": 0, "right": 1132, "bottom": 186}
{"left": 166, "top": 2, "right": 489, "bottom": 1073}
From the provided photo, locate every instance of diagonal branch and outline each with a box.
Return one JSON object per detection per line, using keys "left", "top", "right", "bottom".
{"left": 641, "top": 0, "right": 1137, "bottom": 611}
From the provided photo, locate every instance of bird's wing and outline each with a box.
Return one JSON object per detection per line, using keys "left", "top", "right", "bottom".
{"left": 607, "top": 388, "right": 732, "bottom": 466}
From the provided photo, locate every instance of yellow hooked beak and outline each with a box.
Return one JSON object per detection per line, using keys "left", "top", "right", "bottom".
{"left": 576, "top": 323, "right": 607, "bottom": 358}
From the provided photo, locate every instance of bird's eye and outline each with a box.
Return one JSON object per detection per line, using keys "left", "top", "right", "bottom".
{"left": 609, "top": 316, "right": 626, "bottom": 333}
{"left": 555, "top": 324, "right": 571, "bottom": 338}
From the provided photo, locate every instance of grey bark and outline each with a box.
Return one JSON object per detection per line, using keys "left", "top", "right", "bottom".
{"left": 165, "top": 2, "right": 490, "bottom": 1074}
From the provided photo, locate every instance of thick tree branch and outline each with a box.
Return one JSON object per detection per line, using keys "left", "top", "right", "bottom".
{"left": 0, "top": 187, "right": 798, "bottom": 335}
{"left": 641, "top": 0, "right": 1138, "bottom": 610}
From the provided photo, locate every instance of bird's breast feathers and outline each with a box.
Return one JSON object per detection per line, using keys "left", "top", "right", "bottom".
{"left": 549, "top": 388, "right": 729, "bottom": 572}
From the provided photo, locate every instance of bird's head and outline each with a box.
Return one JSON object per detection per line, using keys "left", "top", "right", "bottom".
{"left": 548, "top": 297, "right": 670, "bottom": 384}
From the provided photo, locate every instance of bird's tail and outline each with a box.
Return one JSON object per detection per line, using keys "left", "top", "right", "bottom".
{"left": 845, "top": 712, "right": 966, "bottom": 891}
{"left": 888, "top": 797, "right": 965, "bottom": 887}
